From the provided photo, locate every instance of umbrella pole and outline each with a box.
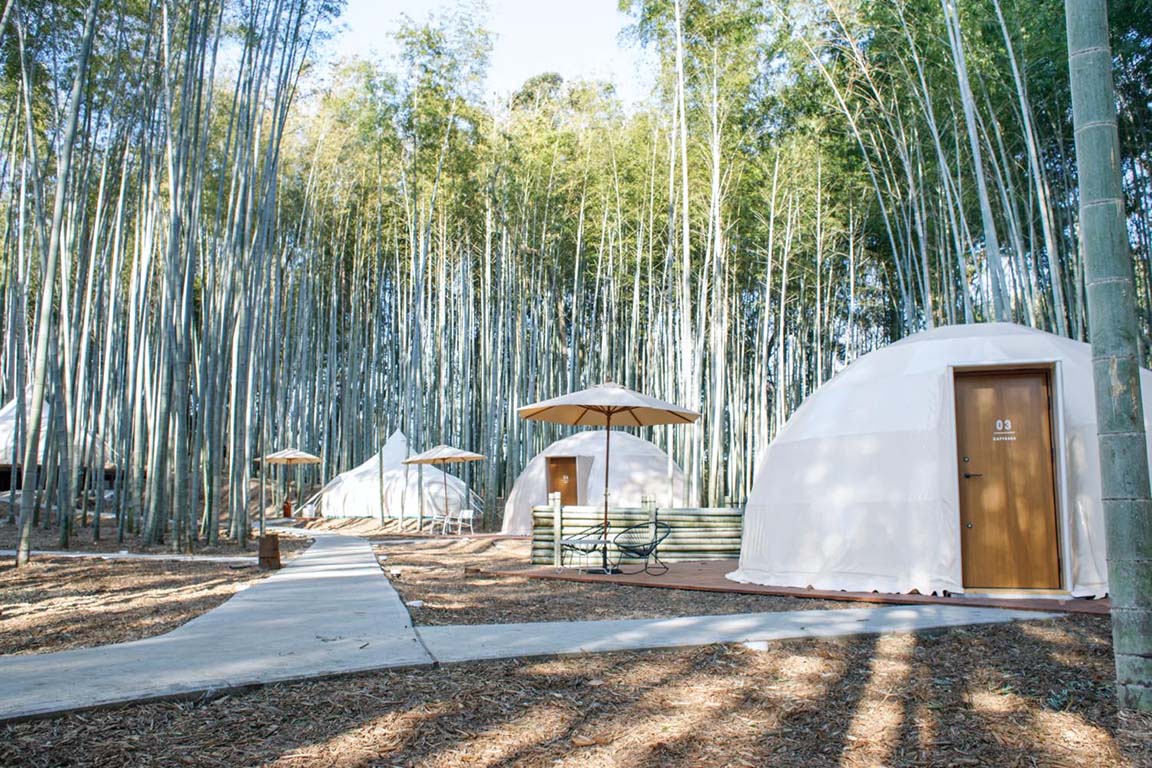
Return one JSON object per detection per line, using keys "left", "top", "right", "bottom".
{"left": 602, "top": 413, "right": 612, "bottom": 572}
{"left": 443, "top": 462, "right": 449, "bottom": 535}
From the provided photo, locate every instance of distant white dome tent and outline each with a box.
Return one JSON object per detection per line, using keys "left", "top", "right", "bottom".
{"left": 314, "top": 431, "right": 472, "bottom": 519}
{"left": 0, "top": 394, "right": 118, "bottom": 492}
{"left": 0, "top": 394, "right": 116, "bottom": 463}
{"left": 0, "top": 397, "right": 49, "bottom": 468}
{"left": 500, "top": 430, "right": 695, "bottom": 535}
{"left": 729, "top": 322, "right": 1152, "bottom": 598}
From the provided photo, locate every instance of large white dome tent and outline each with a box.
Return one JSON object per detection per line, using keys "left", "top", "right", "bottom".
{"left": 728, "top": 322, "right": 1152, "bottom": 598}
{"left": 500, "top": 430, "right": 696, "bottom": 535}
{"left": 312, "top": 430, "right": 472, "bottom": 520}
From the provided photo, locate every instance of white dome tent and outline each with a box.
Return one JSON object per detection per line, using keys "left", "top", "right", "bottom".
{"left": 500, "top": 430, "right": 695, "bottom": 535}
{"left": 729, "top": 322, "right": 1152, "bottom": 598}
{"left": 0, "top": 394, "right": 118, "bottom": 463}
{"left": 0, "top": 394, "right": 117, "bottom": 474}
{"left": 313, "top": 431, "right": 472, "bottom": 520}
{"left": 0, "top": 396, "right": 50, "bottom": 466}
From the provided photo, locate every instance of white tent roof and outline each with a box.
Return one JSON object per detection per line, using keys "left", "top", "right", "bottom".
{"left": 728, "top": 322, "right": 1152, "bottom": 597}
{"left": 0, "top": 397, "right": 47, "bottom": 464}
{"left": 0, "top": 395, "right": 116, "bottom": 466}
{"left": 500, "top": 430, "right": 696, "bottom": 535}
{"left": 314, "top": 431, "right": 472, "bottom": 519}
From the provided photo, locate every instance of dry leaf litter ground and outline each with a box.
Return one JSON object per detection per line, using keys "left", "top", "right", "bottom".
{"left": 371, "top": 536, "right": 876, "bottom": 625}
{"left": 0, "top": 534, "right": 312, "bottom": 655}
{"left": 1, "top": 616, "right": 1148, "bottom": 767}
{"left": 0, "top": 515, "right": 314, "bottom": 558}
{"left": 3, "top": 521, "right": 1147, "bottom": 766}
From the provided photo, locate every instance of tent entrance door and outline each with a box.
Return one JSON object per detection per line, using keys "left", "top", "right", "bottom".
{"left": 546, "top": 457, "right": 579, "bottom": 506}
{"left": 955, "top": 370, "right": 1060, "bottom": 589}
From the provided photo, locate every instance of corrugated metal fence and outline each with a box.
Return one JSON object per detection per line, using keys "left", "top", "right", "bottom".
{"left": 530, "top": 494, "right": 743, "bottom": 566}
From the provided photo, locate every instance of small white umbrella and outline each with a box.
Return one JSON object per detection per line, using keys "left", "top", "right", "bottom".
{"left": 403, "top": 445, "right": 485, "bottom": 530}
{"left": 518, "top": 382, "right": 700, "bottom": 572}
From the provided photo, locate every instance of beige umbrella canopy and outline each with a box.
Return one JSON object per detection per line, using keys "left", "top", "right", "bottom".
{"left": 518, "top": 382, "right": 700, "bottom": 573}
{"left": 403, "top": 445, "right": 486, "bottom": 465}
{"left": 403, "top": 445, "right": 486, "bottom": 528}
{"left": 518, "top": 382, "right": 699, "bottom": 427}
{"left": 262, "top": 450, "right": 322, "bottom": 527}
{"left": 263, "top": 449, "right": 322, "bottom": 466}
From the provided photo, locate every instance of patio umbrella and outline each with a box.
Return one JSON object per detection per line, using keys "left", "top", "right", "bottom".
{"left": 403, "top": 445, "right": 485, "bottom": 530}
{"left": 518, "top": 382, "right": 700, "bottom": 573}
{"left": 262, "top": 450, "right": 322, "bottom": 529}
{"left": 263, "top": 449, "right": 322, "bottom": 466}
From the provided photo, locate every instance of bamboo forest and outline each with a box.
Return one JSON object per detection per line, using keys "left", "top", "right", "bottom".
{"left": 3, "top": 0, "right": 1152, "bottom": 554}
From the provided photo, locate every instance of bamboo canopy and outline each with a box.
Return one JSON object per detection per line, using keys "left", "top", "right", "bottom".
{"left": 13, "top": 0, "right": 1152, "bottom": 574}
{"left": 519, "top": 382, "right": 700, "bottom": 572}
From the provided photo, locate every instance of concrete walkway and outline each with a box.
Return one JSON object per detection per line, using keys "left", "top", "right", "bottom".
{"left": 0, "top": 530, "right": 431, "bottom": 721}
{"left": 418, "top": 604, "right": 1052, "bottom": 662}
{"left": 0, "top": 529, "right": 1055, "bottom": 722}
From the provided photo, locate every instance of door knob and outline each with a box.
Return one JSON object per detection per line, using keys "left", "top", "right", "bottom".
{"left": 966, "top": 523, "right": 973, "bottom": 529}
{"left": 963, "top": 472, "right": 983, "bottom": 479}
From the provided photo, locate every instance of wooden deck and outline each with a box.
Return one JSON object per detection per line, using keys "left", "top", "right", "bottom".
{"left": 497, "top": 559, "right": 1110, "bottom": 616}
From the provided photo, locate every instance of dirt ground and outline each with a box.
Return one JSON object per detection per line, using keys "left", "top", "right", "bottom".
{"left": 295, "top": 516, "right": 444, "bottom": 536}
{"left": 0, "top": 518, "right": 313, "bottom": 559}
{"left": 374, "top": 536, "right": 875, "bottom": 625}
{"left": 2, "top": 615, "right": 1148, "bottom": 768}
{"left": 0, "top": 536, "right": 311, "bottom": 655}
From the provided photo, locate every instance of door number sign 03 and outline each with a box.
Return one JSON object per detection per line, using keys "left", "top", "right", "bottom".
{"left": 993, "top": 418, "right": 1017, "bottom": 442}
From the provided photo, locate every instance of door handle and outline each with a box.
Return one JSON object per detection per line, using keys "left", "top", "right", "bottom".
{"left": 963, "top": 472, "right": 983, "bottom": 479}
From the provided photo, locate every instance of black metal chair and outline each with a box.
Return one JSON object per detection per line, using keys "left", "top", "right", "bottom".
{"left": 559, "top": 523, "right": 608, "bottom": 568}
{"left": 612, "top": 521, "right": 672, "bottom": 575}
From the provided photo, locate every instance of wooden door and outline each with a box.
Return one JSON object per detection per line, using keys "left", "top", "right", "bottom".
{"left": 546, "top": 457, "right": 579, "bottom": 506}
{"left": 955, "top": 370, "right": 1060, "bottom": 589}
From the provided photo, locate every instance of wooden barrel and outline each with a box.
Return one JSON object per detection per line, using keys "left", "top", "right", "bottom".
{"left": 258, "top": 534, "right": 281, "bottom": 570}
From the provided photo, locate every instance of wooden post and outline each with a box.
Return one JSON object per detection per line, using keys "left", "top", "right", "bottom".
{"left": 417, "top": 464, "right": 425, "bottom": 532}
{"left": 551, "top": 491, "right": 563, "bottom": 568}
{"left": 258, "top": 533, "right": 281, "bottom": 570}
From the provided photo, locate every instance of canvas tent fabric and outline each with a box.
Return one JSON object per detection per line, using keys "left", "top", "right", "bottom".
{"left": 0, "top": 397, "right": 48, "bottom": 464}
{"left": 0, "top": 395, "right": 115, "bottom": 466}
{"left": 379, "top": 465, "right": 470, "bottom": 519}
{"left": 313, "top": 431, "right": 406, "bottom": 518}
{"left": 728, "top": 322, "right": 1152, "bottom": 597}
{"left": 500, "top": 430, "right": 695, "bottom": 535}
{"left": 315, "top": 431, "right": 471, "bottom": 519}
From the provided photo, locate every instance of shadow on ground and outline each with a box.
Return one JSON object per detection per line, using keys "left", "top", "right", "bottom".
{"left": 0, "top": 556, "right": 268, "bottom": 654}
{"left": 2, "top": 615, "right": 1148, "bottom": 767}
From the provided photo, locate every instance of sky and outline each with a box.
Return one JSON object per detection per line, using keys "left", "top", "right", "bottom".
{"left": 326, "top": 0, "right": 654, "bottom": 106}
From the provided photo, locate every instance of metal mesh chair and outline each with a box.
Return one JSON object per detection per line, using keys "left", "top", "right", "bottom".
{"left": 612, "top": 521, "right": 672, "bottom": 575}
{"left": 560, "top": 523, "right": 608, "bottom": 568}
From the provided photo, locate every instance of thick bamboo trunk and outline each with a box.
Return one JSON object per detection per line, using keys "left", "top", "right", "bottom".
{"left": 1066, "top": 0, "right": 1152, "bottom": 711}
